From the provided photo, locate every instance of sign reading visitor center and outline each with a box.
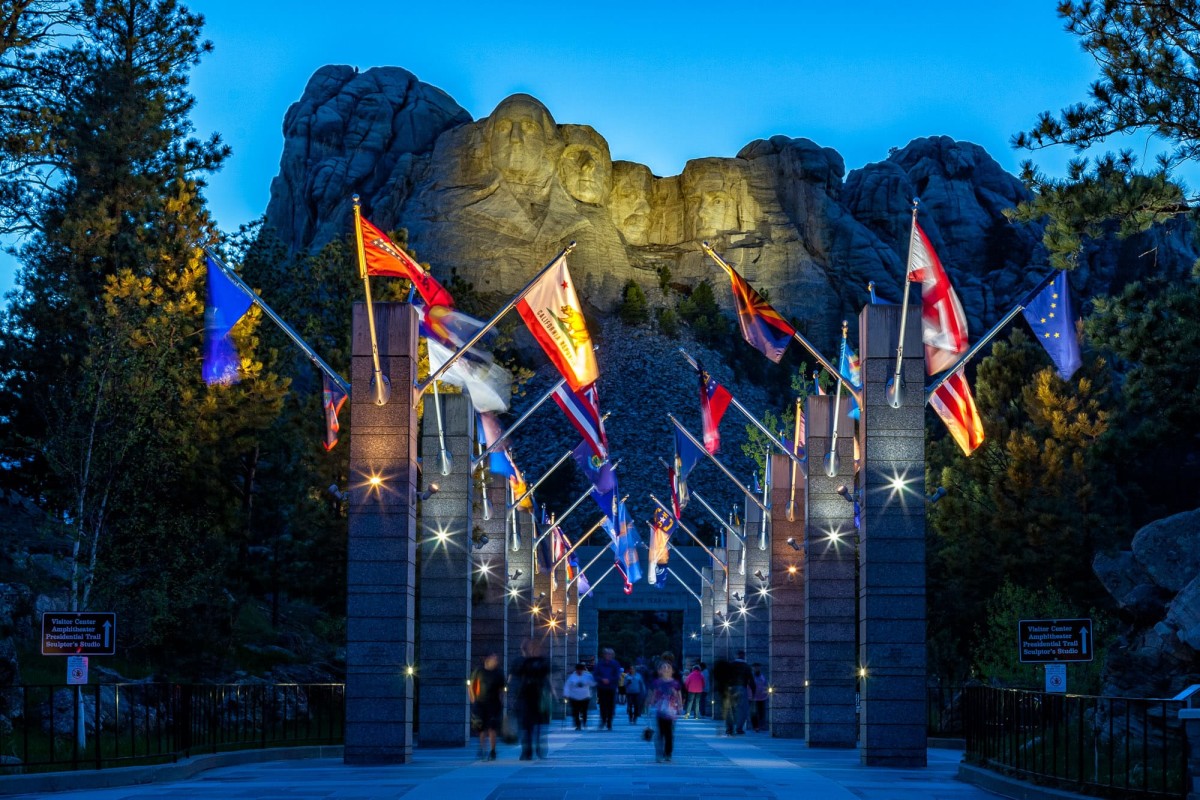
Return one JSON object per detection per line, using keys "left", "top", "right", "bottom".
{"left": 1018, "top": 618, "right": 1093, "bottom": 663}
{"left": 41, "top": 612, "right": 116, "bottom": 656}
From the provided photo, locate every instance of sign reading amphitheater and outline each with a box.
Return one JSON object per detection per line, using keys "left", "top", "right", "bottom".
{"left": 1018, "top": 618, "right": 1093, "bottom": 663}
{"left": 41, "top": 612, "right": 116, "bottom": 656}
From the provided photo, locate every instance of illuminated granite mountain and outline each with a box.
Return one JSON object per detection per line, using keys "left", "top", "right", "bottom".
{"left": 264, "top": 65, "right": 1197, "bottom": 351}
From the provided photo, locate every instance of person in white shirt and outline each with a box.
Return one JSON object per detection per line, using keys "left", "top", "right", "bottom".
{"left": 563, "top": 662, "right": 597, "bottom": 730}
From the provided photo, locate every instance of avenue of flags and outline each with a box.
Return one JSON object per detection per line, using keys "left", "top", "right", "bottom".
{"left": 200, "top": 192, "right": 1089, "bottom": 605}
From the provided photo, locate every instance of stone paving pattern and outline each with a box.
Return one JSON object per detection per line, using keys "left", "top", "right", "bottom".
{"left": 10, "top": 718, "right": 1001, "bottom": 800}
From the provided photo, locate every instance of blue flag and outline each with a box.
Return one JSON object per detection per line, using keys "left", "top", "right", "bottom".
{"left": 573, "top": 441, "right": 617, "bottom": 520}
{"left": 1023, "top": 271, "right": 1081, "bottom": 380}
{"left": 203, "top": 256, "right": 253, "bottom": 385}
{"left": 536, "top": 507, "right": 554, "bottom": 573}
{"left": 477, "top": 413, "right": 517, "bottom": 477}
{"left": 613, "top": 501, "right": 642, "bottom": 584}
{"left": 672, "top": 425, "right": 704, "bottom": 511}
{"left": 838, "top": 338, "right": 862, "bottom": 420}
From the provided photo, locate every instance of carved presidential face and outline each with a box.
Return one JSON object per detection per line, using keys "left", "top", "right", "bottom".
{"left": 485, "top": 94, "right": 559, "bottom": 187}
{"left": 682, "top": 160, "right": 744, "bottom": 239}
{"left": 557, "top": 125, "right": 612, "bottom": 205}
{"left": 610, "top": 161, "right": 654, "bottom": 244}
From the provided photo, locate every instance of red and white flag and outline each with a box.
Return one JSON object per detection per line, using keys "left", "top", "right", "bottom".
{"left": 553, "top": 382, "right": 607, "bottom": 460}
{"left": 929, "top": 368, "right": 985, "bottom": 456}
{"left": 907, "top": 221, "right": 968, "bottom": 375}
{"left": 358, "top": 216, "right": 455, "bottom": 310}
{"left": 516, "top": 255, "right": 599, "bottom": 392}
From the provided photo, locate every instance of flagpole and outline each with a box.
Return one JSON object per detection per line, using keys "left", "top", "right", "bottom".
{"left": 431, "top": 381, "right": 452, "bottom": 475}
{"left": 577, "top": 563, "right": 618, "bottom": 604}
{"left": 508, "top": 449, "right": 573, "bottom": 511}
{"left": 471, "top": 377, "right": 568, "bottom": 470}
{"left": 352, "top": 196, "right": 390, "bottom": 405}
{"left": 533, "top": 480, "right": 602, "bottom": 548}
{"left": 700, "top": 243, "right": 859, "bottom": 406}
{"left": 923, "top": 269, "right": 1061, "bottom": 401}
{"left": 787, "top": 396, "right": 801, "bottom": 522}
{"left": 552, "top": 491, "right": 626, "bottom": 572}
{"left": 759, "top": 453, "right": 770, "bottom": 551}
{"left": 567, "top": 541, "right": 614, "bottom": 591}
{"left": 649, "top": 494, "right": 728, "bottom": 571}
{"left": 827, "top": 321, "right": 847, "bottom": 477}
{"left": 416, "top": 242, "right": 577, "bottom": 395}
{"left": 641, "top": 537, "right": 712, "bottom": 585}
{"left": 887, "top": 198, "right": 919, "bottom": 409}
{"left": 668, "top": 415, "right": 767, "bottom": 512}
{"left": 656, "top": 458, "right": 745, "bottom": 544}
{"left": 677, "top": 349, "right": 805, "bottom": 469}
{"left": 204, "top": 250, "right": 350, "bottom": 396}
{"left": 666, "top": 567, "right": 703, "bottom": 605}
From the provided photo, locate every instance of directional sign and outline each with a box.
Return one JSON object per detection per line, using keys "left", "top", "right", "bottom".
{"left": 1018, "top": 618, "right": 1093, "bottom": 663}
{"left": 41, "top": 612, "right": 116, "bottom": 656}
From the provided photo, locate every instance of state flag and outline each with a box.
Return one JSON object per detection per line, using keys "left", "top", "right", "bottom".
{"left": 358, "top": 215, "right": 455, "bottom": 309}
{"left": 699, "top": 362, "right": 732, "bottom": 454}
{"left": 203, "top": 256, "right": 253, "bottom": 386}
{"left": 321, "top": 374, "right": 348, "bottom": 451}
{"left": 554, "top": 382, "right": 608, "bottom": 459}
{"left": 722, "top": 261, "right": 795, "bottom": 362}
{"left": 515, "top": 255, "right": 599, "bottom": 391}
{"left": 613, "top": 501, "right": 642, "bottom": 586}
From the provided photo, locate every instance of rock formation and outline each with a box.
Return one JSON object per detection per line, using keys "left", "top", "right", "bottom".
{"left": 1093, "top": 508, "right": 1200, "bottom": 697}
{"left": 264, "top": 66, "right": 1198, "bottom": 352}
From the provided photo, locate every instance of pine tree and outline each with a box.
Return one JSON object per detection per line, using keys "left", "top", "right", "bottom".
{"left": 0, "top": 1, "right": 287, "bottom": 671}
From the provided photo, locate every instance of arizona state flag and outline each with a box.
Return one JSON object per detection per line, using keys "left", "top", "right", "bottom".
{"left": 358, "top": 216, "right": 455, "bottom": 309}
{"left": 929, "top": 368, "right": 985, "bottom": 456}
{"left": 321, "top": 374, "right": 348, "bottom": 451}
{"left": 516, "top": 255, "right": 599, "bottom": 391}
{"left": 723, "top": 261, "right": 796, "bottom": 363}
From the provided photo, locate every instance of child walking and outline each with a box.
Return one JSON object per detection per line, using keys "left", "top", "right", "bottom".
{"left": 648, "top": 661, "right": 682, "bottom": 762}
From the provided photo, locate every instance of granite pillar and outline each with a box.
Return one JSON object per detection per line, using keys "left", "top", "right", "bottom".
{"left": 505, "top": 504, "right": 535, "bottom": 684}
{"left": 769, "top": 452, "right": 806, "bottom": 738}
{"left": 345, "top": 302, "right": 419, "bottom": 765}
{"left": 805, "top": 395, "right": 859, "bottom": 748}
{"left": 859, "top": 304, "right": 927, "bottom": 767}
{"left": 416, "top": 392, "right": 474, "bottom": 747}
{"left": 471, "top": 474, "right": 508, "bottom": 674}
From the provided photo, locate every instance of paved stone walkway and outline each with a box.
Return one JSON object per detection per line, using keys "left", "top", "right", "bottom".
{"left": 8, "top": 716, "right": 1002, "bottom": 800}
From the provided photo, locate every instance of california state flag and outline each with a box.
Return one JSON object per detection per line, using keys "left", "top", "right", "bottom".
{"left": 929, "top": 368, "right": 985, "bottom": 456}
{"left": 907, "top": 221, "right": 968, "bottom": 375}
{"left": 515, "top": 255, "right": 598, "bottom": 391}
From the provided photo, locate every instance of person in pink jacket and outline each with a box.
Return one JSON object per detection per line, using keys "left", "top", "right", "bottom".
{"left": 683, "top": 665, "right": 705, "bottom": 719}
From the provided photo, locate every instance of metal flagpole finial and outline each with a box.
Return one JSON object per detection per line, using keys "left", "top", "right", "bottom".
{"left": 352, "top": 194, "right": 361, "bottom": 205}
{"left": 912, "top": 196, "right": 919, "bottom": 210}
{"left": 565, "top": 240, "right": 578, "bottom": 254}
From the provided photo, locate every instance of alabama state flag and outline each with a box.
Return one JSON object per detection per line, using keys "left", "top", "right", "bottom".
{"left": 516, "top": 255, "right": 599, "bottom": 391}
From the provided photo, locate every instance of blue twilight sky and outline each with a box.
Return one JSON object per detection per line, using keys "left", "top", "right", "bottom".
{"left": 0, "top": 1, "right": 1169, "bottom": 301}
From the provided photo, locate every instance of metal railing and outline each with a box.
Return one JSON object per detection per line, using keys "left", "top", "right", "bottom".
{"left": 0, "top": 682, "right": 344, "bottom": 774}
{"left": 964, "top": 685, "right": 1187, "bottom": 799}
{"left": 927, "top": 683, "right": 965, "bottom": 737}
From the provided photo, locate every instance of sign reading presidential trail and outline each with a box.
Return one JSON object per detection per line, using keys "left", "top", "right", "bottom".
{"left": 1018, "top": 618, "right": 1093, "bottom": 663}
{"left": 41, "top": 612, "right": 116, "bottom": 656}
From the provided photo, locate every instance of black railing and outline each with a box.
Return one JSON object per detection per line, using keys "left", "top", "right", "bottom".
{"left": 964, "top": 685, "right": 1187, "bottom": 799}
{"left": 0, "top": 683, "right": 344, "bottom": 774}
{"left": 927, "top": 683, "right": 966, "bottom": 737}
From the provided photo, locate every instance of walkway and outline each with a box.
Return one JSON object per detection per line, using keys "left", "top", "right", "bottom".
{"left": 7, "top": 716, "right": 1001, "bottom": 800}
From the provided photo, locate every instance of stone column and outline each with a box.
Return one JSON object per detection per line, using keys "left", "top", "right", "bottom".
{"left": 769, "top": 453, "right": 806, "bottom": 738}
{"left": 859, "top": 304, "right": 927, "bottom": 767}
{"left": 506, "top": 506, "right": 535, "bottom": 682}
{"left": 804, "top": 395, "right": 858, "bottom": 748}
{"left": 416, "top": 392, "right": 474, "bottom": 747}
{"left": 471, "top": 474, "right": 508, "bottom": 674}
{"left": 701, "top": 565, "right": 715, "bottom": 676}
{"left": 711, "top": 546, "right": 733, "bottom": 661}
{"left": 743, "top": 501, "right": 771, "bottom": 680}
{"left": 345, "top": 303, "right": 419, "bottom": 765}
